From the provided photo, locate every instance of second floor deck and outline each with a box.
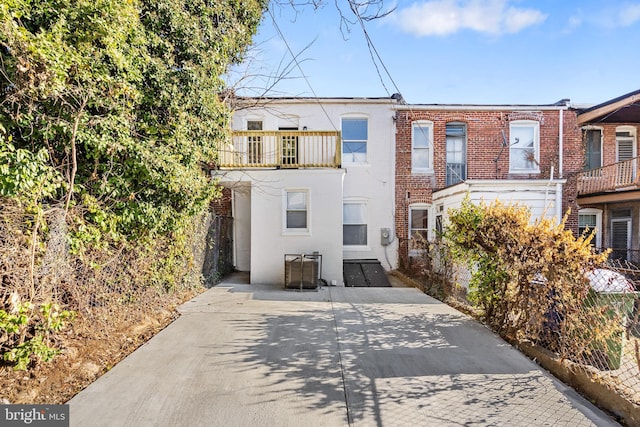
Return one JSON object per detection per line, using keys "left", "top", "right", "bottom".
{"left": 577, "top": 156, "right": 640, "bottom": 196}
{"left": 217, "top": 130, "right": 341, "bottom": 169}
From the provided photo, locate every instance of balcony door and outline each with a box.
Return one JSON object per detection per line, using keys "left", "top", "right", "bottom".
{"left": 247, "top": 120, "right": 263, "bottom": 164}
{"left": 280, "top": 127, "right": 298, "bottom": 166}
{"left": 446, "top": 123, "right": 466, "bottom": 186}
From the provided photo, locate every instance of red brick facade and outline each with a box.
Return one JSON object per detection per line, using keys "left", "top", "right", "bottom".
{"left": 394, "top": 106, "right": 583, "bottom": 264}
{"left": 211, "top": 187, "right": 232, "bottom": 217}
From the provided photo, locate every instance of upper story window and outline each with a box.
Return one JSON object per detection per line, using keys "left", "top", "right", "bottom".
{"left": 616, "top": 126, "right": 637, "bottom": 162}
{"left": 342, "top": 118, "right": 368, "bottom": 164}
{"left": 446, "top": 123, "right": 466, "bottom": 185}
{"left": 412, "top": 121, "right": 433, "bottom": 173}
{"left": 284, "top": 190, "right": 309, "bottom": 233}
{"left": 584, "top": 128, "right": 602, "bottom": 170}
{"left": 509, "top": 120, "right": 540, "bottom": 173}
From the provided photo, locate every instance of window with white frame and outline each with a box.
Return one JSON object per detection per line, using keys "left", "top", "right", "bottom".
{"left": 509, "top": 120, "right": 540, "bottom": 172}
{"left": 578, "top": 208, "right": 602, "bottom": 248}
{"left": 284, "top": 190, "right": 308, "bottom": 232}
{"left": 342, "top": 118, "right": 368, "bottom": 164}
{"left": 343, "top": 202, "right": 367, "bottom": 246}
{"left": 584, "top": 128, "right": 602, "bottom": 170}
{"left": 409, "top": 205, "right": 429, "bottom": 253}
{"left": 616, "top": 126, "right": 637, "bottom": 162}
{"left": 412, "top": 121, "right": 433, "bottom": 173}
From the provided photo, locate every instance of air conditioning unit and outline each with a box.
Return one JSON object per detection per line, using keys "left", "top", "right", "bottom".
{"left": 284, "top": 253, "right": 322, "bottom": 290}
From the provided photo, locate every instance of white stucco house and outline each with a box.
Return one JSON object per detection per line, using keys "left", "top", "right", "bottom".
{"left": 212, "top": 96, "right": 401, "bottom": 286}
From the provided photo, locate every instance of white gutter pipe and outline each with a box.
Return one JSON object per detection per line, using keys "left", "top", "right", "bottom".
{"left": 559, "top": 108, "right": 564, "bottom": 178}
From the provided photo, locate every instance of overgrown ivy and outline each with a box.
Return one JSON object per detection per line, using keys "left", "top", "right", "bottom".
{"left": 0, "top": 0, "right": 266, "bottom": 370}
{"left": 1, "top": 0, "right": 266, "bottom": 242}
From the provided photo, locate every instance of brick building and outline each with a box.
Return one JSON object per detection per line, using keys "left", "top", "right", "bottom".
{"left": 576, "top": 89, "right": 640, "bottom": 261}
{"left": 393, "top": 101, "right": 583, "bottom": 266}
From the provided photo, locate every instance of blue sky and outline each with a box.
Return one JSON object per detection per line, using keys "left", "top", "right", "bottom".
{"left": 228, "top": 0, "right": 640, "bottom": 105}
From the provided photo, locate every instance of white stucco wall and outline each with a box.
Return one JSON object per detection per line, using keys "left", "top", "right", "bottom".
{"left": 218, "top": 168, "right": 345, "bottom": 285}
{"left": 230, "top": 98, "right": 399, "bottom": 272}
{"left": 232, "top": 185, "right": 251, "bottom": 271}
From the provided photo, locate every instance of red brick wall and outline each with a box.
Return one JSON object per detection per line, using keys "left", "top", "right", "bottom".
{"left": 395, "top": 108, "right": 582, "bottom": 263}
{"left": 561, "top": 110, "right": 583, "bottom": 234}
{"left": 211, "top": 187, "right": 232, "bottom": 217}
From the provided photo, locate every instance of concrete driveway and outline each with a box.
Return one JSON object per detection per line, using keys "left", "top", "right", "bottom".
{"left": 68, "top": 274, "right": 618, "bottom": 426}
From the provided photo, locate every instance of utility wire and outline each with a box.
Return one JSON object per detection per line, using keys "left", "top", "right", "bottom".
{"left": 268, "top": 6, "right": 339, "bottom": 131}
{"left": 352, "top": 5, "right": 402, "bottom": 99}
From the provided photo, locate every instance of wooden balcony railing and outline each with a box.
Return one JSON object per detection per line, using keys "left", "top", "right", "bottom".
{"left": 577, "top": 157, "right": 640, "bottom": 195}
{"left": 217, "top": 130, "right": 341, "bottom": 169}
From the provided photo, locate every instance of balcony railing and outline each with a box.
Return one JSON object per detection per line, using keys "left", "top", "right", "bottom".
{"left": 217, "top": 130, "right": 341, "bottom": 169}
{"left": 577, "top": 157, "right": 640, "bottom": 195}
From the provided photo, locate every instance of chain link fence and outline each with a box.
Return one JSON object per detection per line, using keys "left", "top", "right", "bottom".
{"left": 407, "top": 240, "right": 640, "bottom": 422}
{"left": 201, "top": 215, "right": 234, "bottom": 287}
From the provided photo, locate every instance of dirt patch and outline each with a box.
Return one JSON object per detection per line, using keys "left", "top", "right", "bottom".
{"left": 0, "top": 288, "right": 199, "bottom": 404}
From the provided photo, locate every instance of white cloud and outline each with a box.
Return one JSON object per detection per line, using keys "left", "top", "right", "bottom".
{"left": 394, "top": 0, "right": 547, "bottom": 36}
{"left": 580, "top": 3, "right": 640, "bottom": 29}
{"left": 566, "top": 14, "right": 582, "bottom": 32}
{"left": 618, "top": 4, "right": 640, "bottom": 27}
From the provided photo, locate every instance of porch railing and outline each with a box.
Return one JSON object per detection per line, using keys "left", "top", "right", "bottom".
{"left": 217, "top": 130, "right": 341, "bottom": 169}
{"left": 577, "top": 157, "right": 640, "bottom": 195}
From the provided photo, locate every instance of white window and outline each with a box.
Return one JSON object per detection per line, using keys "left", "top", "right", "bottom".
{"left": 578, "top": 208, "right": 602, "bottom": 248}
{"left": 616, "top": 126, "right": 637, "bottom": 162}
{"left": 509, "top": 120, "right": 540, "bottom": 173}
{"left": 409, "top": 205, "right": 430, "bottom": 253}
{"left": 342, "top": 118, "right": 368, "bottom": 164}
{"left": 343, "top": 202, "right": 367, "bottom": 246}
{"left": 412, "top": 121, "right": 433, "bottom": 173}
{"left": 284, "top": 190, "right": 309, "bottom": 233}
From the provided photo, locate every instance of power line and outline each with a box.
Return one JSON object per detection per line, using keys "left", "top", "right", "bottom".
{"left": 267, "top": 6, "right": 338, "bottom": 131}
{"left": 352, "top": 5, "right": 402, "bottom": 99}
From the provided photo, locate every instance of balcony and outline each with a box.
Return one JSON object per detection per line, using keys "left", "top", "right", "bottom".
{"left": 577, "top": 157, "right": 640, "bottom": 195}
{"left": 217, "top": 130, "right": 342, "bottom": 169}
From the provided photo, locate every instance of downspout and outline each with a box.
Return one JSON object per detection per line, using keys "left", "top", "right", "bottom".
{"left": 559, "top": 108, "right": 564, "bottom": 178}
{"left": 231, "top": 189, "right": 237, "bottom": 269}
{"left": 557, "top": 106, "right": 567, "bottom": 221}
{"left": 556, "top": 182, "right": 563, "bottom": 222}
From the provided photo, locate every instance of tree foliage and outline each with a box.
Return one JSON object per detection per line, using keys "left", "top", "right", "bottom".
{"left": 0, "top": 0, "right": 265, "bottom": 371}
{"left": 444, "top": 198, "right": 617, "bottom": 358}
{"left": 1, "top": 0, "right": 266, "bottom": 242}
